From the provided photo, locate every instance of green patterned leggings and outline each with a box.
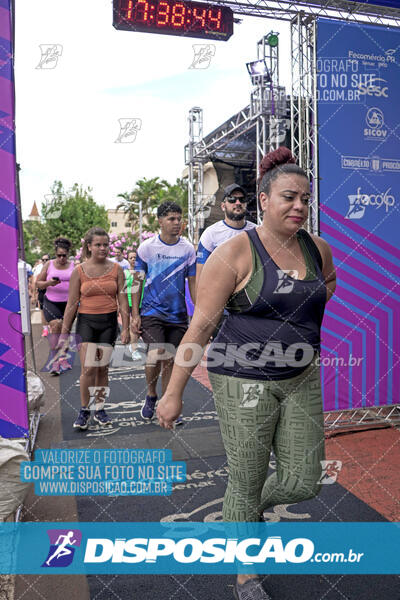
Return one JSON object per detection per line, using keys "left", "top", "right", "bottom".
{"left": 208, "top": 359, "right": 325, "bottom": 522}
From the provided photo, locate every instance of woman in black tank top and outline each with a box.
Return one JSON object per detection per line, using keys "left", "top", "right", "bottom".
{"left": 157, "top": 148, "right": 337, "bottom": 600}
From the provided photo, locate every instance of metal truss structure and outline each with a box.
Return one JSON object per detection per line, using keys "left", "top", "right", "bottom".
{"left": 185, "top": 107, "right": 204, "bottom": 243}
{"left": 185, "top": 31, "right": 287, "bottom": 238}
{"left": 291, "top": 13, "right": 319, "bottom": 233}
{"left": 186, "top": 0, "right": 400, "bottom": 238}
{"left": 324, "top": 404, "right": 400, "bottom": 434}
{"left": 206, "top": 0, "right": 400, "bottom": 26}
{"left": 185, "top": 0, "right": 400, "bottom": 431}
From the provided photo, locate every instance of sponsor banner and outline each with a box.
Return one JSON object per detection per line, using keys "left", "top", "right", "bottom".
{"left": 0, "top": 0, "right": 28, "bottom": 437}
{"left": 316, "top": 18, "right": 400, "bottom": 410}
{"left": 341, "top": 155, "right": 400, "bottom": 173}
{"left": 0, "top": 522, "right": 398, "bottom": 574}
{"left": 20, "top": 449, "right": 186, "bottom": 496}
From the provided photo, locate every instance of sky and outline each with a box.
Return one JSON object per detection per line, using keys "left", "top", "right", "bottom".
{"left": 15, "top": 0, "right": 293, "bottom": 219}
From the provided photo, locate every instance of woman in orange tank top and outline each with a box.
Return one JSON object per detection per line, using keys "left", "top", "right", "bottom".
{"left": 60, "top": 227, "right": 130, "bottom": 430}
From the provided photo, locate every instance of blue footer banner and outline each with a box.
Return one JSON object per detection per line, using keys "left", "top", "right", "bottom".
{"left": 0, "top": 522, "right": 398, "bottom": 574}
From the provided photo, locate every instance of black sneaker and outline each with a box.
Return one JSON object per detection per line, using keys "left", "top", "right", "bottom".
{"left": 93, "top": 409, "right": 112, "bottom": 426}
{"left": 233, "top": 578, "right": 272, "bottom": 600}
{"left": 73, "top": 409, "right": 91, "bottom": 430}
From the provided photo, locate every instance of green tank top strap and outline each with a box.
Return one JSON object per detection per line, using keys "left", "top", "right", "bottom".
{"left": 226, "top": 234, "right": 264, "bottom": 313}
{"left": 225, "top": 230, "right": 317, "bottom": 313}
{"left": 297, "top": 234, "right": 317, "bottom": 281}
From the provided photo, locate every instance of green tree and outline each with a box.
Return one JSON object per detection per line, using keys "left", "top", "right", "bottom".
{"left": 38, "top": 181, "right": 109, "bottom": 254}
{"left": 23, "top": 219, "right": 43, "bottom": 265}
{"left": 160, "top": 178, "right": 188, "bottom": 220}
{"left": 117, "top": 177, "right": 165, "bottom": 234}
{"left": 117, "top": 177, "right": 188, "bottom": 234}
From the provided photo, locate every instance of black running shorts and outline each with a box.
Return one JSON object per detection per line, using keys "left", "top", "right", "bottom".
{"left": 140, "top": 315, "right": 187, "bottom": 349}
{"left": 76, "top": 312, "right": 119, "bottom": 346}
{"left": 43, "top": 296, "right": 67, "bottom": 323}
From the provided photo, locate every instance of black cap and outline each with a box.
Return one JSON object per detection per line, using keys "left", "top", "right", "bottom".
{"left": 223, "top": 183, "right": 246, "bottom": 199}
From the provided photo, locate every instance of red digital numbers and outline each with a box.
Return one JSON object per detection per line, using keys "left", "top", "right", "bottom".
{"left": 114, "top": 0, "right": 233, "bottom": 40}
{"left": 207, "top": 7, "right": 222, "bottom": 30}
{"left": 135, "top": 0, "right": 149, "bottom": 22}
{"left": 127, "top": 0, "right": 134, "bottom": 19}
{"left": 192, "top": 7, "right": 206, "bottom": 28}
{"left": 171, "top": 2, "right": 186, "bottom": 27}
{"left": 157, "top": 0, "right": 170, "bottom": 25}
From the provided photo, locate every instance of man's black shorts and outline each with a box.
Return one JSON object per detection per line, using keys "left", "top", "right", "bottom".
{"left": 140, "top": 315, "right": 187, "bottom": 349}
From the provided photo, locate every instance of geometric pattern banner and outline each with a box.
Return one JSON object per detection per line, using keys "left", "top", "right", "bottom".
{"left": 317, "top": 18, "right": 400, "bottom": 411}
{"left": 0, "top": 0, "right": 28, "bottom": 436}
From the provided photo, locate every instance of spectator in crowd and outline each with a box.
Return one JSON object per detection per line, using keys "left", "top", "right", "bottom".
{"left": 111, "top": 247, "right": 130, "bottom": 270}
{"left": 60, "top": 227, "right": 130, "bottom": 430}
{"left": 196, "top": 183, "right": 256, "bottom": 289}
{"left": 131, "top": 202, "right": 196, "bottom": 421}
{"left": 36, "top": 239, "right": 74, "bottom": 375}
{"left": 38, "top": 254, "right": 50, "bottom": 336}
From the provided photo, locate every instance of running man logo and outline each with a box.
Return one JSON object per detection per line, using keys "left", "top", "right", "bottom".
{"left": 189, "top": 44, "right": 216, "bottom": 69}
{"left": 36, "top": 45, "right": 63, "bottom": 69}
{"left": 240, "top": 383, "right": 263, "bottom": 408}
{"left": 42, "top": 529, "right": 82, "bottom": 567}
{"left": 346, "top": 192, "right": 367, "bottom": 220}
{"left": 346, "top": 187, "right": 395, "bottom": 219}
{"left": 88, "top": 386, "right": 110, "bottom": 410}
{"left": 115, "top": 118, "right": 142, "bottom": 143}
{"left": 318, "top": 460, "right": 342, "bottom": 485}
{"left": 274, "top": 270, "right": 298, "bottom": 294}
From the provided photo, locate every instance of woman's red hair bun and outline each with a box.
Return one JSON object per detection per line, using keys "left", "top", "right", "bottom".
{"left": 258, "top": 147, "right": 296, "bottom": 182}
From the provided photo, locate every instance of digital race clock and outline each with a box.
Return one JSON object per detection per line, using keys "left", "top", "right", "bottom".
{"left": 113, "top": 0, "right": 234, "bottom": 41}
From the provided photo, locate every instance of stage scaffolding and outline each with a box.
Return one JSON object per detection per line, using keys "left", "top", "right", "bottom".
{"left": 185, "top": 0, "right": 400, "bottom": 431}
{"left": 186, "top": 1, "right": 400, "bottom": 240}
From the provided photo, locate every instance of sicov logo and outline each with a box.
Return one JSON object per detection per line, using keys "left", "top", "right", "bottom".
{"left": 346, "top": 187, "right": 395, "bottom": 219}
{"left": 364, "top": 107, "right": 388, "bottom": 140}
{"left": 42, "top": 529, "right": 82, "bottom": 568}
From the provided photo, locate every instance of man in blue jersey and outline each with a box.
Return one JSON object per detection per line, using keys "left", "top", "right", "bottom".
{"left": 196, "top": 183, "right": 257, "bottom": 286}
{"left": 131, "top": 201, "right": 196, "bottom": 421}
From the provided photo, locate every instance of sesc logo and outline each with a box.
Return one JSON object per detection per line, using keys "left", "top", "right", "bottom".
{"left": 42, "top": 529, "right": 82, "bottom": 567}
{"left": 364, "top": 107, "right": 388, "bottom": 141}
{"left": 346, "top": 187, "right": 395, "bottom": 219}
{"left": 357, "top": 76, "right": 388, "bottom": 98}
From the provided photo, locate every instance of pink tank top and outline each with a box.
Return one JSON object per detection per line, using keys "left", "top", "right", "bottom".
{"left": 46, "top": 260, "right": 74, "bottom": 302}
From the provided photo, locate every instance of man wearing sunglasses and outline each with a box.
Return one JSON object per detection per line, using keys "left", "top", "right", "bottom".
{"left": 196, "top": 183, "right": 256, "bottom": 286}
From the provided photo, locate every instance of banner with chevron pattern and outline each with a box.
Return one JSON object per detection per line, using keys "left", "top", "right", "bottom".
{"left": 317, "top": 19, "right": 400, "bottom": 410}
{"left": 0, "top": 0, "right": 28, "bottom": 437}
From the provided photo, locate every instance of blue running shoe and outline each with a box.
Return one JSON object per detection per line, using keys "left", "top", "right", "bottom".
{"left": 94, "top": 409, "right": 112, "bottom": 426}
{"left": 73, "top": 409, "right": 91, "bottom": 430}
{"left": 141, "top": 395, "right": 157, "bottom": 420}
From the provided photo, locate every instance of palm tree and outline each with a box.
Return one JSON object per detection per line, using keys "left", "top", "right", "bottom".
{"left": 160, "top": 178, "right": 188, "bottom": 221}
{"left": 117, "top": 177, "right": 165, "bottom": 233}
